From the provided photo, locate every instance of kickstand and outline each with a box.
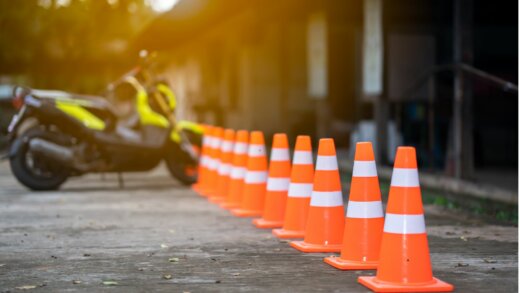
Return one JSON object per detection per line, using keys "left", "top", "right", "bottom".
{"left": 118, "top": 172, "right": 124, "bottom": 189}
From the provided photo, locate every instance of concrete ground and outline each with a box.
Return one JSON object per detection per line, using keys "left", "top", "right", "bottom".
{"left": 0, "top": 161, "right": 517, "bottom": 292}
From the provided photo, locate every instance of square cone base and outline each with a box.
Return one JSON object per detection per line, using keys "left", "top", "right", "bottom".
{"left": 198, "top": 189, "right": 210, "bottom": 197}
{"left": 272, "top": 228, "right": 305, "bottom": 239}
{"left": 252, "top": 218, "right": 283, "bottom": 228}
{"left": 208, "top": 196, "right": 225, "bottom": 204}
{"left": 191, "top": 184, "right": 200, "bottom": 192}
{"left": 231, "top": 208, "right": 262, "bottom": 217}
{"left": 220, "top": 202, "right": 238, "bottom": 210}
{"left": 358, "top": 276, "right": 454, "bottom": 292}
{"left": 290, "top": 241, "right": 342, "bottom": 253}
{"left": 324, "top": 256, "right": 378, "bottom": 270}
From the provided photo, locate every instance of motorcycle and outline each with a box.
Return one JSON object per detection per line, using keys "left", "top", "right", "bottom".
{"left": 5, "top": 51, "right": 202, "bottom": 190}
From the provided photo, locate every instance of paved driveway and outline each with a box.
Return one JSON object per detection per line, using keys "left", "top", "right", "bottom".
{"left": 0, "top": 161, "right": 517, "bottom": 292}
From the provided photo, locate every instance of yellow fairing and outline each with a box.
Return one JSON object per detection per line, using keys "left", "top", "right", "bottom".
{"left": 170, "top": 120, "right": 203, "bottom": 143}
{"left": 123, "top": 76, "right": 169, "bottom": 128}
{"left": 157, "top": 83, "right": 176, "bottom": 110}
{"left": 55, "top": 101, "right": 105, "bottom": 130}
{"left": 177, "top": 120, "right": 203, "bottom": 134}
{"left": 136, "top": 88, "right": 169, "bottom": 128}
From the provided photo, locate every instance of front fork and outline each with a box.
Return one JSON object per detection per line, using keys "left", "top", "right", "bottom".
{"left": 7, "top": 105, "right": 27, "bottom": 141}
{"left": 179, "top": 131, "right": 199, "bottom": 163}
{"left": 170, "top": 127, "right": 200, "bottom": 164}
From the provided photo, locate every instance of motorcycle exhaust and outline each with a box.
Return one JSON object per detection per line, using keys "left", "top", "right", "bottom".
{"left": 28, "top": 138, "right": 75, "bottom": 166}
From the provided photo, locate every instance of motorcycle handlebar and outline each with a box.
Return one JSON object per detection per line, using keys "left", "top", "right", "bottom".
{"left": 12, "top": 85, "right": 32, "bottom": 99}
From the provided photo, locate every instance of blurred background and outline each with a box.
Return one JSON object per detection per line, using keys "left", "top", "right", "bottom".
{"left": 0, "top": 0, "right": 517, "bottom": 189}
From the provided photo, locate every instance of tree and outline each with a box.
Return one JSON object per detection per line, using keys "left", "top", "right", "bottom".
{"left": 0, "top": 0, "right": 156, "bottom": 92}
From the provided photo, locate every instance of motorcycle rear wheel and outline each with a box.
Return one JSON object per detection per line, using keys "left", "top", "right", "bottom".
{"left": 9, "top": 127, "right": 70, "bottom": 191}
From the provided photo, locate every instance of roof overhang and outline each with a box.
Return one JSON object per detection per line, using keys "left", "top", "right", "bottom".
{"left": 133, "top": 0, "right": 253, "bottom": 51}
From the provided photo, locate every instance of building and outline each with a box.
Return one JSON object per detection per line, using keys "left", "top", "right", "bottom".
{"left": 135, "top": 0, "right": 518, "bottom": 185}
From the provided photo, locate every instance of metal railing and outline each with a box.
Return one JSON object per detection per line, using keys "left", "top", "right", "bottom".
{"left": 401, "top": 63, "right": 518, "bottom": 101}
{"left": 396, "top": 63, "right": 517, "bottom": 179}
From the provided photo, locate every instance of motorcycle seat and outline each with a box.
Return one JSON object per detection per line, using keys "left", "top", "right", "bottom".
{"left": 30, "top": 89, "right": 119, "bottom": 132}
{"left": 31, "top": 89, "right": 115, "bottom": 112}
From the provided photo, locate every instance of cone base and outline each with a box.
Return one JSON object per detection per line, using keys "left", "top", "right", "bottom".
{"left": 290, "top": 241, "right": 342, "bottom": 253}
{"left": 208, "top": 196, "right": 225, "bottom": 203}
{"left": 220, "top": 202, "right": 239, "bottom": 210}
{"left": 272, "top": 228, "right": 305, "bottom": 239}
{"left": 198, "top": 189, "right": 211, "bottom": 197}
{"left": 324, "top": 256, "right": 378, "bottom": 270}
{"left": 252, "top": 218, "right": 283, "bottom": 229}
{"left": 358, "top": 276, "right": 454, "bottom": 292}
{"left": 231, "top": 208, "right": 262, "bottom": 217}
{"left": 191, "top": 184, "right": 200, "bottom": 192}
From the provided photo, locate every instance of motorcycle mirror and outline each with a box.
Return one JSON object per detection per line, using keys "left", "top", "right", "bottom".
{"left": 139, "top": 50, "right": 149, "bottom": 59}
{"left": 13, "top": 85, "right": 28, "bottom": 98}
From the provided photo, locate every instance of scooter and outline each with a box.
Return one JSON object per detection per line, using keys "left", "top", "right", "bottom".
{"left": 6, "top": 51, "right": 202, "bottom": 190}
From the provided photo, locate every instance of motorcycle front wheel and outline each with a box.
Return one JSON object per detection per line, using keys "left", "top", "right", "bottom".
{"left": 164, "top": 148, "right": 198, "bottom": 185}
{"left": 164, "top": 130, "right": 201, "bottom": 186}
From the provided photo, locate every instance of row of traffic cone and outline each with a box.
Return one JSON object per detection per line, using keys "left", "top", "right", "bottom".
{"left": 193, "top": 125, "right": 454, "bottom": 292}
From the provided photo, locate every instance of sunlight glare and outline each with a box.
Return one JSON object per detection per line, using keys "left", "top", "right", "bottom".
{"left": 149, "top": 0, "right": 179, "bottom": 12}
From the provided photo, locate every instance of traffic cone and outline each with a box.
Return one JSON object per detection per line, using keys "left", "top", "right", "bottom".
{"left": 324, "top": 142, "right": 384, "bottom": 270}
{"left": 209, "top": 129, "right": 235, "bottom": 203}
{"left": 253, "top": 133, "right": 291, "bottom": 228}
{"left": 290, "top": 138, "right": 345, "bottom": 253}
{"left": 192, "top": 124, "right": 212, "bottom": 194}
{"left": 231, "top": 131, "right": 268, "bottom": 217}
{"left": 203, "top": 127, "right": 223, "bottom": 197}
{"left": 358, "top": 147, "right": 454, "bottom": 292}
{"left": 272, "top": 135, "right": 313, "bottom": 238}
{"left": 199, "top": 126, "right": 216, "bottom": 196}
{"left": 220, "top": 130, "right": 249, "bottom": 210}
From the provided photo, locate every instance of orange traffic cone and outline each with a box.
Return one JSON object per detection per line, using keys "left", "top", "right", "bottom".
{"left": 253, "top": 133, "right": 291, "bottom": 228}
{"left": 220, "top": 130, "right": 249, "bottom": 210}
{"left": 231, "top": 131, "right": 268, "bottom": 217}
{"left": 192, "top": 124, "right": 212, "bottom": 194}
{"left": 272, "top": 135, "right": 313, "bottom": 238}
{"left": 199, "top": 126, "right": 216, "bottom": 196}
{"left": 209, "top": 129, "right": 235, "bottom": 203}
{"left": 324, "top": 142, "right": 384, "bottom": 270}
{"left": 358, "top": 147, "right": 454, "bottom": 292}
{"left": 290, "top": 138, "right": 345, "bottom": 252}
{"left": 203, "top": 127, "right": 223, "bottom": 197}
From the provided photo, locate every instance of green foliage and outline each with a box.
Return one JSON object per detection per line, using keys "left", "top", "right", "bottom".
{"left": 0, "top": 0, "right": 157, "bottom": 92}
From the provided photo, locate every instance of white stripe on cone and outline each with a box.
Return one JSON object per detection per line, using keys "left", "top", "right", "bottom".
{"left": 267, "top": 177, "right": 290, "bottom": 191}
{"left": 234, "top": 142, "right": 248, "bottom": 154}
{"left": 218, "top": 163, "right": 231, "bottom": 175}
{"left": 310, "top": 191, "right": 343, "bottom": 207}
{"left": 208, "top": 158, "right": 219, "bottom": 170}
{"left": 211, "top": 138, "right": 221, "bottom": 148}
{"left": 244, "top": 171, "right": 268, "bottom": 183}
{"left": 202, "top": 136, "right": 211, "bottom": 146}
{"left": 270, "top": 148, "right": 290, "bottom": 161}
{"left": 315, "top": 156, "right": 338, "bottom": 171}
{"left": 200, "top": 155, "right": 207, "bottom": 166}
{"left": 346, "top": 201, "right": 384, "bottom": 218}
{"left": 352, "top": 161, "right": 378, "bottom": 177}
{"left": 221, "top": 141, "right": 233, "bottom": 152}
{"left": 288, "top": 183, "right": 313, "bottom": 198}
{"left": 293, "top": 151, "right": 313, "bottom": 165}
{"left": 383, "top": 213, "right": 426, "bottom": 234}
{"left": 204, "top": 157, "right": 213, "bottom": 168}
{"left": 230, "top": 167, "right": 247, "bottom": 179}
{"left": 390, "top": 168, "right": 420, "bottom": 187}
{"left": 248, "top": 144, "right": 266, "bottom": 157}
